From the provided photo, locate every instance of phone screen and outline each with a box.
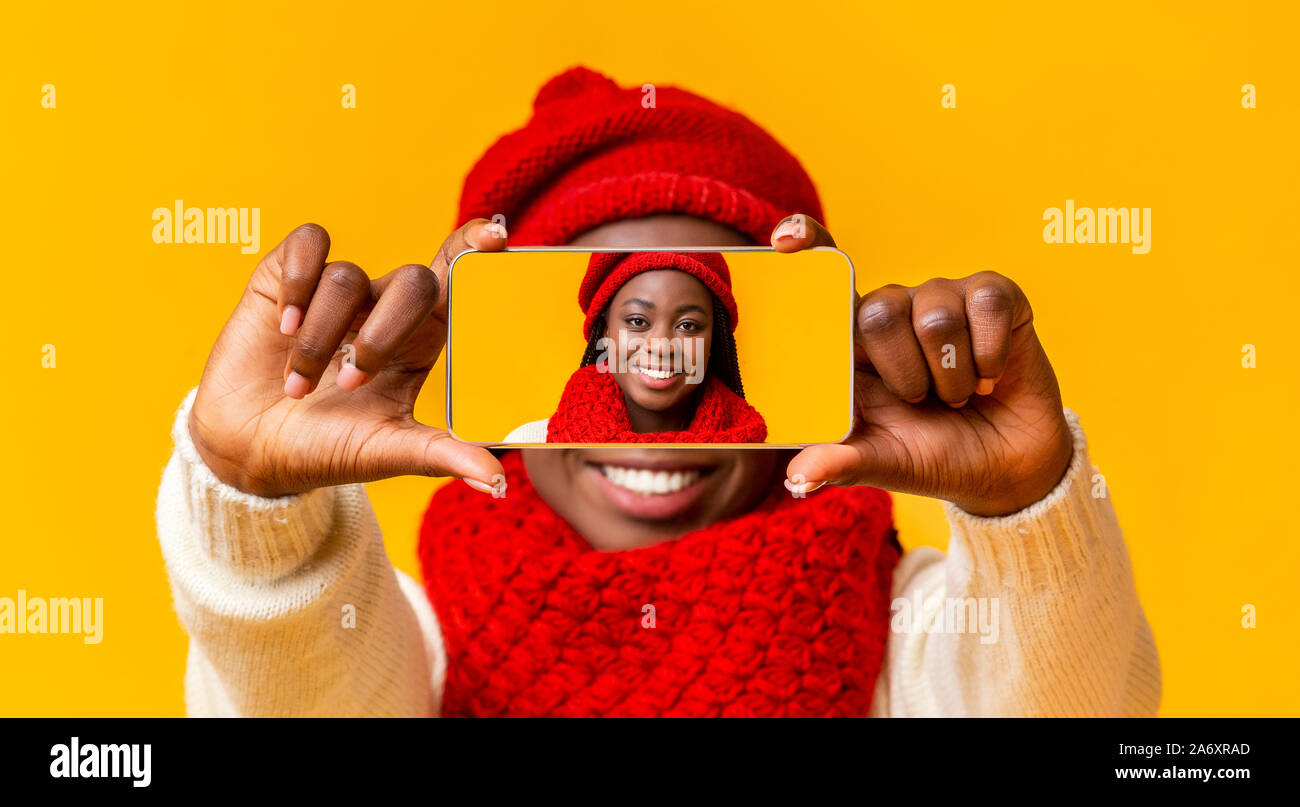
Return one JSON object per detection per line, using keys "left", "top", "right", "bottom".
{"left": 446, "top": 248, "right": 854, "bottom": 446}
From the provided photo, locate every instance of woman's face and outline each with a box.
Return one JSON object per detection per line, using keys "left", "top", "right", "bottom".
{"left": 603, "top": 269, "right": 714, "bottom": 418}
{"left": 522, "top": 215, "right": 785, "bottom": 551}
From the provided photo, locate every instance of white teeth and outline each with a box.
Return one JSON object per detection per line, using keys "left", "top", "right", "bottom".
{"left": 634, "top": 365, "right": 676, "bottom": 380}
{"left": 600, "top": 465, "right": 701, "bottom": 496}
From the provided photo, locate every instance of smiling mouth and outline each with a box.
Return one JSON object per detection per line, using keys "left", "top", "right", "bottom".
{"left": 585, "top": 459, "right": 717, "bottom": 520}
{"left": 630, "top": 363, "right": 685, "bottom": 390}
{"left": 600, "top": 464, "right": 701, "bottom": 495}
{"left": 632, "top": 365, "right": 679, "bottom": 380}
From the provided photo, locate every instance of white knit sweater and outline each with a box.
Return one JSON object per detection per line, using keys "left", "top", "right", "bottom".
{"left": 155, "top": 389, "right": 1161, "bottom": 717}
{"left": 503, "top": 419, "right": 549, "bottom": 443}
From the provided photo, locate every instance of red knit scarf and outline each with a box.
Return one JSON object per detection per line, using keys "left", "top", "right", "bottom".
{"left": 545, "top": 362, "right": 768, "bottom": 444}
{"left": 418, "top": 450, "right": 900, "bottom": 717}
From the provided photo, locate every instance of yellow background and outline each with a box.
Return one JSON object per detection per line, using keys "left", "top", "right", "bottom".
{"left": 447, "top": 249, "right": 853, "bottom": 444}
{"left": 1, "top": 1, "right": 1296, "bottom": 716}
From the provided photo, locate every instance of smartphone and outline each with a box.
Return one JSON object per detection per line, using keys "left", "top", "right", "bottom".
{"left": 446, "top": 247, "right": 855, "bottom": 447}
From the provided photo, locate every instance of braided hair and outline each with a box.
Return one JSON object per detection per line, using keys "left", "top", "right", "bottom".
{"left": 581, "top": 296, "right": 746, "bottom": 398}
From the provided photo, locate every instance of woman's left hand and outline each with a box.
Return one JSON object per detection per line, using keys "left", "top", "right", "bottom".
{"left": 771, "top": 215, "right": 1074, "bottom": 517}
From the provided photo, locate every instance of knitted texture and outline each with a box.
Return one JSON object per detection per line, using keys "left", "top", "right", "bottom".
{"left": 417, "top": 450, "right": 900, "bottom": 717}
{"left": 457, "top": 66, "right": 824, "bottom": 245}
{"left": 580, "top": 252, "right": 739, "bottom": 339}
{"left": 545, "top": 362, "right": 767, "bottom": 444}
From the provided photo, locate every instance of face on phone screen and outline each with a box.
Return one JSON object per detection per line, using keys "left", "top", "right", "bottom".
{"left": 446, "top": 248, "right": 855, "bottom": 447}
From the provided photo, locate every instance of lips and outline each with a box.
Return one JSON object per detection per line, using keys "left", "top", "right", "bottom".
{"left": 584, "top": 458, "right": 715, "bottom": 520}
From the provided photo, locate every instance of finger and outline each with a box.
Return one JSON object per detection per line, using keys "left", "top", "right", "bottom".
{"left": 336, "top": 264, "right": 439, "bottom": 391}
{"left": 911, "top": 280, "right": 978, "bottom": 407}
{"left": 770, "top": 213, "right": 836, "bottom": 252}
{"left": 272, "top": 223, "right": 332, "bottom": 336}
{"left": 784, "top": 434, "right": 909, "bottom": 492}
{"left": 284, "top": 261, "right": 371, "bottom": 398}
{"left": 856, "top": 285, "right": 930, "bottom": 403}
{"left": 963, "top": 271, "right": 1031, "bottom": 395}
{"left": 367, "top": 422, "right": 507, "bottom": 493}
{"left": 429, "top": 218, "right": 509, "bottom": 320}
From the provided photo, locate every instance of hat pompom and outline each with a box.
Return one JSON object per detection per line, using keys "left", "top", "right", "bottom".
{"left": 533, "top": 66, "right": 620, "bottom": 113}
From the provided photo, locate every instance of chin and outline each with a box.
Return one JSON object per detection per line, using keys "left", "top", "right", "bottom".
{"left": 614, "top": 377, "right": 688, "bottom": 414}
{"left": 630, "top": 391, "right": 689, "bottom": 413}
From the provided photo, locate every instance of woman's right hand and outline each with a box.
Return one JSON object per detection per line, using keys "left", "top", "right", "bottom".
{"left": 188, "top": 220, "right": 509, "bottom": 498}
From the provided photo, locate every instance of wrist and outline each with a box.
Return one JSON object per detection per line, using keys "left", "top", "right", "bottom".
{"left": 951, "top": 420, "right": 1075, "bottom": 517}
{"left": 168, "top": 388, "right": 341, "bottom": 580}
{"left": 187, "top": 403, "right": 284, "bottom": 498}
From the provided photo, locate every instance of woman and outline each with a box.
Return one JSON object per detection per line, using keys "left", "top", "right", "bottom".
{"left": 157, "top": 67, "right": 1161, "bottom": 716}
{"left": 504, "top": 251, "right": 767, "bottom": 444}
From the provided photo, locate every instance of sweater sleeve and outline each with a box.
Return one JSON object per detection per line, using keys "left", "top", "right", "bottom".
{"left": 501, "top": 418, "right": 549, "bottom": 444}
{"left": 869, "top": 409, "right": 1162, "bottom": 717}
{"left": 155, "top": 389, "right": 448, "bottom": 716}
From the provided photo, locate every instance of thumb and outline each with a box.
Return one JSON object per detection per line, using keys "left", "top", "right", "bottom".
{"left": 783, "top": 438, "right": 898, "bottom": 494}
{"left": 371, "top": 422, "right": 508, "bottom": 495}
{"left": 770, "top": 213, "right": 836, "bottom": 252}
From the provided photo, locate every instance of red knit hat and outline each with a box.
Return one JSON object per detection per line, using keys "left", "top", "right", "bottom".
{"left": 579, "top": 251, "right": 737, "bottom": 339}
{"left": 457, "top": 66, "right": 824, "bottom": 245}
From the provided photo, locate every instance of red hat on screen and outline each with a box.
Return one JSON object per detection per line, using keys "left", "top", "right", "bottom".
{"left": 579, "top": 251, "right": 737, "bottom": 340}
{"left": 457, "top": 66, "right": 824, "bottom": 245}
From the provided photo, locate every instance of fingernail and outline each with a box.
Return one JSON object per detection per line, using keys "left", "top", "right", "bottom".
{"left": 280, "top": 305, "right": 302, "bottom": 336}
{"left": 947, "top": 397, "right": 970, "bottom": 408}
{"left": 784, "top": 478, "right": 826, "bottom": 495}
{"left": 482, "top": 222, "right": 507, "bottom": 239}
{"left": 976, "top": 378, "right": 996, "bottom": 396}
{"left": 336, "top": 364, "right": 368, "bottom": 391}
{"left": 771, "top": 221, "right": 798, "bottom": 243}
{"left": 284, "top": 371, "right": 312, "bottom": 399}
{"left": 464, "top": 477, "right": 505, "bottom": 497}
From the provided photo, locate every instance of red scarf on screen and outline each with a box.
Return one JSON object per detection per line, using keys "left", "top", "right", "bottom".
{"left": 417, "top": 450, "right": 900, "bottom": 717}
{"left": 544, "top": 362, "right": 768, "bottom": 444}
